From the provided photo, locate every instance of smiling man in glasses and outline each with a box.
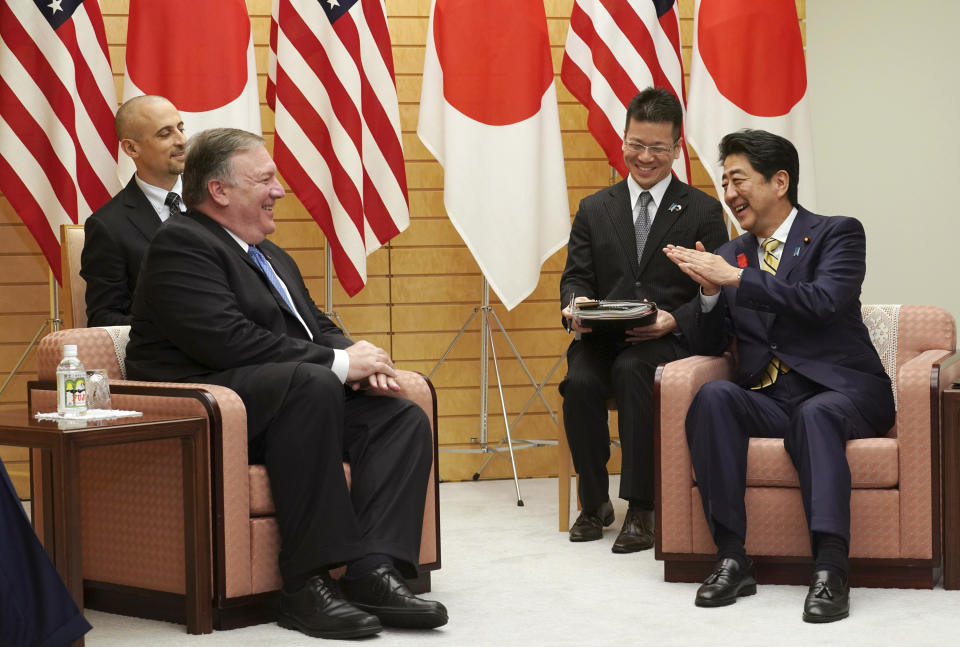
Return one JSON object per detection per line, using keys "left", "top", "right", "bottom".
{"left": 559, "top": 87, "right": 728, "bottom": 552}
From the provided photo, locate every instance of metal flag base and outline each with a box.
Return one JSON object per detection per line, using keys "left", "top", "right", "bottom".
{"left": 0, "top": 273, "right": 61, "bottom": 398}
{"left": 430, "top": 279, "right": 560, "bottom": 506}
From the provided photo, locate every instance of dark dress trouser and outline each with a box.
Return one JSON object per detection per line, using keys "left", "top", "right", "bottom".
{"left": 0, "top": 459, "right": 91, "bottom": 647}
{"left": 685, "top": 370, "right": 888, "bottom": 546}
{"left": 561, "top": 334, "right": 687, "bottom": 511}
{"left": 215, "top": 361, "right": 433, "bottom": 587}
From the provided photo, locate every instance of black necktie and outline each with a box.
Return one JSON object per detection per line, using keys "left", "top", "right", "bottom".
{"left": 164, "top": 192, "right": 182, "bottom": 219}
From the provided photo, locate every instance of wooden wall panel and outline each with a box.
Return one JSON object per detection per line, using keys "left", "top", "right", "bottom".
{"left": 0, "top": 1, "right": 806, "bottom": 491}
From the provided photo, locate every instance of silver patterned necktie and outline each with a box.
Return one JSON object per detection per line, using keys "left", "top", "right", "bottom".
{"left": 634, "top": 191, "right": 653, "bottom": 263}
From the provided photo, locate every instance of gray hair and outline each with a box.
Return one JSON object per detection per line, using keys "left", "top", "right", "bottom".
{"left": 182, "top": 128, "right": 264, "bottom": 208}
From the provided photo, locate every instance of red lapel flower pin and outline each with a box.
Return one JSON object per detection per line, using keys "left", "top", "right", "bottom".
{"left": 736, "top": 253, "right": 748, "bottom": 268}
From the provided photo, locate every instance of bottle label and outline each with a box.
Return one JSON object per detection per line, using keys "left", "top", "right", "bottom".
{"left": 63, "top": 375, "right": 86, "bottom": 408}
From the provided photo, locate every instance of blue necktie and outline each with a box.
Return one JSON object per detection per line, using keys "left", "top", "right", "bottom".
{"left": 248, "top": 245, "right": 297, "bottom": 313}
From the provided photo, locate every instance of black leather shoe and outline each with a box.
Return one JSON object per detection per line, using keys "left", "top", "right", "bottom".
{"left": 278, "top": 573, "right": 382, "bottom": 639}
{"left": 568, "top": 499, "right": 615, "bottom": 542}
{"left": 695, "top": 558, "right": 757, "bottom": 607}
{"left": 611, "top": 507, "right": 654, "bottom": 553}
{"left": 341, "top": 565, "right": 448, "bottom": 629}
{"left": 803, "top": 569, "right": 849, "bottom": 623}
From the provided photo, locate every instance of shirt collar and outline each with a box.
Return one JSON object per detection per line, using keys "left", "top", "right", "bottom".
{"left": 222, "top": 226, "right": 252, "bottom": 252}
{"left": 134, "top": 174, "right": 184, "bottom": 222}
{"left": 761, "top": 207, "right": 799, "bottom": 247}
{"left": 627, "top": 173, "right": 673, "bottom": 214}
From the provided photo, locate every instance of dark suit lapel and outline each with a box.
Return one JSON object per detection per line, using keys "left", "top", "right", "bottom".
{"left": 261, "top": 241, "right": 324, "bottom": 339}
{"left": 121, "top": 177, "right": 163, "bottom": 241}
{"left": 777, "top": 207, "right": 820, "bottom": 281}
{"left": 187, "top": 212, "right": 303, "bottom": 323}
{"left": 601, "top": 180, "right": 641, "bottom": 277}
{"left": 637, "top": 176, "right": 685, "bottom": 277}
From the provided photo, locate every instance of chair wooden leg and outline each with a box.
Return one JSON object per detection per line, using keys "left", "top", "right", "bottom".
{"left": 558, "top": 418, "right": 571, "bottom": 532}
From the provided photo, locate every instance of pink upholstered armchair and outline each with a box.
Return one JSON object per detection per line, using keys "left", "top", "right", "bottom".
{"left": 28, "top": 326, "right": 440, "bottom": 630}
{"left": 654, "top": 304, "right": 958, "bottom": 588}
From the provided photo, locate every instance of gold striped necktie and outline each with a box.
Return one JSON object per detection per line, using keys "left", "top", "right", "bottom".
{"left": 751, "top": 238, "right": 790, "bottom": 390}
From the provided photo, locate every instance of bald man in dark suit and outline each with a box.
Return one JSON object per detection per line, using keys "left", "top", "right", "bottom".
{"left": 81, "top": 95, "right": 186, "bottom": 326}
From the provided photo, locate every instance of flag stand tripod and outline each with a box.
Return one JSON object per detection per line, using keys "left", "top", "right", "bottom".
{"left": 430, "top": 278, "right": 559, "bottom": 506}
{"left": 0, "top": 272, "right": 61, "bottom": 398}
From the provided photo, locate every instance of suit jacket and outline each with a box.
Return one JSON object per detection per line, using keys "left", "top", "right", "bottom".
{"left": 80, "top": 176, "right": 163, "bottom": 326}
{"left": 684, "top": 207, "right": 895, "bottom": 432}
{"left": 125, "top": 210, "right": 351, "bottom": 432}
{"left": 560, "top": 176, "right": 728, "bottom": 335}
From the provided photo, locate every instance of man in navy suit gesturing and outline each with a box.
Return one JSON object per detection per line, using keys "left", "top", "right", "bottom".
{"left": 665, "top": 129, "right": 894, "bottom": 623}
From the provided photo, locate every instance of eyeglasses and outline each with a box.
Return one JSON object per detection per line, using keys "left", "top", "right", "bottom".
{"left": 622, "top": 139, "right": 678, "bottom": 157}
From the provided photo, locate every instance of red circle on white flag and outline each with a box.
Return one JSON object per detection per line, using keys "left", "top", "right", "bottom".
{"left": 698, "top": 0, "right": 806, "bottom": 117}
{"left": 125, "top": 0, "right": 250, "bottom": 112}
{"left": 433, "top": 0, "right": 552, "bottom": 126}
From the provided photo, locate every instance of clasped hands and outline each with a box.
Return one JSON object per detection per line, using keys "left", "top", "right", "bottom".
{"left": 561, "top": 296, "right": 678, "bottom": 342}
{"left": 663, "top": 242, "right": 740, "bottom": 295}
{"left": 345, "top": 340, "right": 400, "bottom": 392}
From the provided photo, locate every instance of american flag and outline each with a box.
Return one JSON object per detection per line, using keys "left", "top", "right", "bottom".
{"left": 267, "top": 0, "right": 409, "bottom": 296}
{"left": 561, "top": 0, "right": 690, "bottom": 181}
{"left": 0, "top": 0, "right": 119, "bottom": 283}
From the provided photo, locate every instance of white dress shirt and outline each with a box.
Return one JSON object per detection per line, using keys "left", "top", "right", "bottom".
{"left": 627, "top": 173, "right": 673, "bottom": 227}
{"left": 134, "top": 175, "right": 185, "bottom": 222}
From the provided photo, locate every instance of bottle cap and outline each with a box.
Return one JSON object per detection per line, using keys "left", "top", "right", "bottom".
{"left": 63, "top": 344, "right": 78, "bottom": 356}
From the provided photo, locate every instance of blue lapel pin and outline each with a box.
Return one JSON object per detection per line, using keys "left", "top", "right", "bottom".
{"left": 668, "top": 203, "right": 682, "bottom": 213}
{"left": 793, "top": 247, "right": 800, "bottom": 256}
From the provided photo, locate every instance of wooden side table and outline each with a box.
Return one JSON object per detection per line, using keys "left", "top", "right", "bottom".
{"left": 943, "top": 389, "right": 960, "bottom": 590}
{"left": 0, "top": 410, "right": 211, "bottom": 637}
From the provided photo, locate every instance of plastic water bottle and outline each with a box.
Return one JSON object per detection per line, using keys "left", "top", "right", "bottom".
{"left": 56, "top": 344, "right": 87, "bottom": 417}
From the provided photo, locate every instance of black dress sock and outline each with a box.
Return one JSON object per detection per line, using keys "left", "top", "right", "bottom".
{"left": 627, "top": 498, "right": 654, "bottom": 511}
{"left": 283, "top": 568, "right": 326, "bottom": 593}
{"left": 714, "top": 521, "right": 749, "bottom": 571}
{"left": 813, "top": 532, "right": 849, "bottom": 578}
{"left": 343, "top": 553, "right": 394, "bottom": 581}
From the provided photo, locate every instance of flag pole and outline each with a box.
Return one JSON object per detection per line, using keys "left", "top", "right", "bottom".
{"left": 0, "top": 270, "right": 61, "bottom": 397}
{"left": 323, "top": 243, "right": 351, "bottom": 339}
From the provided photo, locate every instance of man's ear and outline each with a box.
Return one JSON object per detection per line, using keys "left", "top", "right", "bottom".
{"left": 119, "top": 138, "right": 138, "bottom": 160}
{"left": 208, "top": 179, "right": 230, "bottom": 207}
{"left": 773, "top": 169, "right": 790, "bottom": 199}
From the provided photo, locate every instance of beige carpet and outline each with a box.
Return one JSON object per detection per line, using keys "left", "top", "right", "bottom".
{"left": 83, "top": 476, "right": 960, "bottom": 645}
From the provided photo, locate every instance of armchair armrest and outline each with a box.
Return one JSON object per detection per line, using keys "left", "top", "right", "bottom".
{"left": 895, "top": 349, "right": 953, "bottom": 558}
{"left": 655, "top": 354, "right": 735, "bottom": 556}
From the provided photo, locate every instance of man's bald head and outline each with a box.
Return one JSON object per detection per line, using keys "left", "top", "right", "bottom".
{"left": 115, "top": 95, "right": 186, "bottom": 190}
{"left": 115, "top": 95, "right": 174, "bottom": 140}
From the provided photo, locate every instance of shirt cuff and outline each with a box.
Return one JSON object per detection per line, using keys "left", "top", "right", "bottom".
{"left": 331, "top": 348, "right": 349, "bottom": 384}
{"left": 699, "top": 289, "right": 720, "bottom": 313}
